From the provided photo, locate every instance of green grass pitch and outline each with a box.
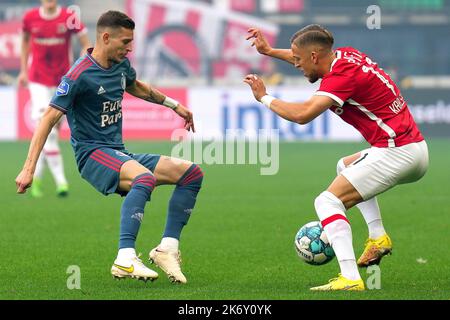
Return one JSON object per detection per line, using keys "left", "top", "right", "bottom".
{"left": 0, "top": 140, "right": 449, "bottom": 300}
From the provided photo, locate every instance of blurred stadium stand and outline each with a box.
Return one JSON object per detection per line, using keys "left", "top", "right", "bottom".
{"left": 1, "top": 0, "right": 449, "bottom": 87}
{"left": 1, "top": 0, "right": 449, "bottom": 142}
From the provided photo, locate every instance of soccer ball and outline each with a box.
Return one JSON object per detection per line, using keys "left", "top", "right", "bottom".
{"left": 294, "top": 221, "right": 335, "bottom": 265}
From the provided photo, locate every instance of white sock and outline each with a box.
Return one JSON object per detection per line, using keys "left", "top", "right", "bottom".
{"left": 315, "top": 191, "right": 361, "bottom": 281}
{"left": 44, "top": 128, "right": 68, "bottom": 187}
{"left": 339, "top": 260, "right": 361, "bottom": 281}
{"left": 356, "top": 197, "right": 386, "bottom": 239}
{"left": 34, "top": 153, "right": 46, "bottom": 180}
{"left": 159, "top": 237, "right": 179, "bottom": 252}
{"left": 46, "top": 152, "right": 68, "bottom": 186}
{"left": 324, "top": 219, "right": 361, "bottom": 281}
{"left": 117, "top": 248, "right": 136, "bottom": 261}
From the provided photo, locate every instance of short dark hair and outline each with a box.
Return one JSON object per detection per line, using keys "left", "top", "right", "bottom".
{"left": 290, "top": 24, "right": 334, "bottom": 49}
{"left": 97, "top": 10, "right": 135, "bottom": 32}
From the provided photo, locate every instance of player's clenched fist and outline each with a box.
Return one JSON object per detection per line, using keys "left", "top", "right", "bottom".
{"left": 16, "top": 169, "right": 33, "bottom": 194}
{"left": 246, "top": 28, "right": 272, "bottom": 55}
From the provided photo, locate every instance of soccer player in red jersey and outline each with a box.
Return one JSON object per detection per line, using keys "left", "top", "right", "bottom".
{"left": 18, "top": 0, "right": 91, "bottom": 197}
{"left": 245, "top": 25, "right": 429, "bottom": 291}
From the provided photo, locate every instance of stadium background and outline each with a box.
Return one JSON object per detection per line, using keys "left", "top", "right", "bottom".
{"left": 0, "top": 0, "right": 449, "bottom": 300}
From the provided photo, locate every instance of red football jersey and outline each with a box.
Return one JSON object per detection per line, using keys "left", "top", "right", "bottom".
{"left": 22, "top": 6, "right": 86, "bottom": 86}
{"left": 315, "top": 47, "right": 423, "bottom": 148}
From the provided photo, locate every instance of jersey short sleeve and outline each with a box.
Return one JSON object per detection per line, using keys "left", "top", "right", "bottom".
{"left": 315, "top": 64, "right": 357, "bottom": 107}
{"left": 22, "top": 11, "right": 31, "bottom": 33}
{"left": 49, "top": 76, "right": 80, "bottom": 113}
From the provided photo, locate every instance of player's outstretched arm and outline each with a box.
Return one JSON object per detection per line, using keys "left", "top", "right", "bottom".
{"left": 246, "top": 27, "right": 295, "bottom": 65}
{"left": 244, "top": 74, "right": 334, "bottom": 124}
{"left": 16, "top": 107, "right": 64, "bottom": 194}
{"left": 126, "top": 80, "right": 195, "bottom": 132}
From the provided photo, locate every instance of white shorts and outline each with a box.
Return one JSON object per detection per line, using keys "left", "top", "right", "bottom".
{"left": 341, "top": 140, "right": 429, "bottom": 200}
{"left": 29, "top": 82, "right": 56, "bottom": 122}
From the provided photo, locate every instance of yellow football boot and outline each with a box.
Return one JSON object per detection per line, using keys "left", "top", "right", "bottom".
{"left": 310, "top": 274, "right": 365, "bottom": 291}
{"left": 357, "top": 234, "right": 392, "bottom": 267}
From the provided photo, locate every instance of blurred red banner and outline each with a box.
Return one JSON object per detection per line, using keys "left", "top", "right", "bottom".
{"left": 16, "top": 86, "right": 188, "bottom": 140}
{"left": 0, "top": 20, "right": 21, "bottom": 71}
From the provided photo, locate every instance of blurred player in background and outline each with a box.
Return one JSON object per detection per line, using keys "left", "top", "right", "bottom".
{"left": 245, "top": 25, "right": 428, "bottom": 291}
{"left": 16, "top": 10, "right": 202, "bottom": 284}
{"left": 18, "top": 0, "right": 91, "bottom": 198}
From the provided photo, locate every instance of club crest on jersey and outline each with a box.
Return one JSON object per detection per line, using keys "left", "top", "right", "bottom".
{"left": 57, "top": 23, "right": 67, "bottom": 34}
{"left": 121, "top": 73, "right": 126, "bottom": 90}
{"left": 56, "top": 81, "right": 70, "bottom": 96}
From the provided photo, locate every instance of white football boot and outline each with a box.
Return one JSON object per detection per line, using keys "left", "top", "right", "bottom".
{"left": 149, "top": 247, "right": 187, "bottom": 284}
{"left": 111, "top": 253, "right": 159, "bottom": 282}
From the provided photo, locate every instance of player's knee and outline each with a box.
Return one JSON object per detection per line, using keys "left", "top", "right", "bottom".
{"left": 336, "top": 158, "right": 346, "bottom": 175}
{"left": 314, "top": 191, "right": 346, "bottom": 221}
{"left": 314, "top": 192, "right": 350, "bottom": 239}
{"left": 314, "top": 192, "right": 325, "bottom": 214}
{"left": 131, "top": 172, "right": 156, "bottom": 192}
{"left": 178, "top": 163, "right": 203, "bottom": 189}
{"left": 314, "top": 191, "right": 337, "bottom": 211}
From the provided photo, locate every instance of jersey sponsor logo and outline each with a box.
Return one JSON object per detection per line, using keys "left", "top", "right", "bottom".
{"left": 101, "top": 100, "right": 123, "bottom": 127}
{"left": 97, "top": 86, "right": 106, "bottom": 95}
{"left": 56, "top": 81, "right": 70, "bottom": 96}
{"left": 114, "top": 151, "right": 126, "bottom": 157}
{"left": 34, "top": 37, "right": 66, "bottom": 46}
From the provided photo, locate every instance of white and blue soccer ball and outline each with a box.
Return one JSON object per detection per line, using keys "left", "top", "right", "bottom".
{"left": 294, "top": 221, "right": 335, "bottom": 265}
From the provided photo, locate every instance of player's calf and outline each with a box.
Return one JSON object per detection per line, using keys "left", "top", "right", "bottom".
{"left": 162, "top": 163, "right": 203, "bottom": 241}
{"left": 119, "top": 172, "right": 156, "bottom": 249}
{"left": 149, "top": 163, "right": 203, "bottom": 284}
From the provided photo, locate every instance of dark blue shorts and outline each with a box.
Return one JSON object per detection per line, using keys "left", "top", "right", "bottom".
{"left": 80, "top": 148, "right": 161, "bottom": 196}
